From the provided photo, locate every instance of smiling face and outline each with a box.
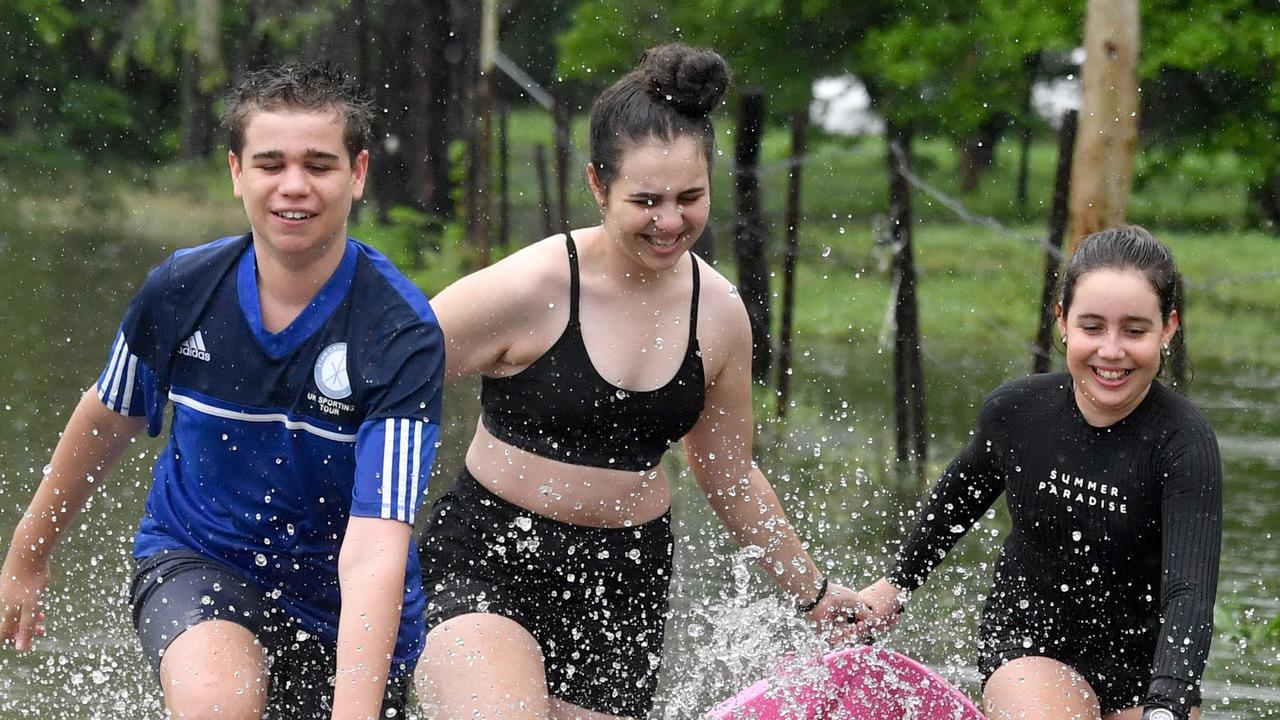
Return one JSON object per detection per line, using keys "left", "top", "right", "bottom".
{"left": 587, "top": 135, "right": 710, "bottom": 273}
{"left": 1057, "top": 268, "right": 1179, "bottom": 427}
{"left": 229, "top": 107, "right": 368, "bottom": 268}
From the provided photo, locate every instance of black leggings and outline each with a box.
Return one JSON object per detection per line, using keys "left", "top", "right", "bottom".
{"left": 420, "top": 468, "right": 673, "bottom": 717}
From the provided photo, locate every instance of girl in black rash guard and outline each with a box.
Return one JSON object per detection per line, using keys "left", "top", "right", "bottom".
{"left": 860, "top": 226, "right": 1222, "bottom": 720}
{"left": 413, "top": 44, "right": 862, "bottom": 720}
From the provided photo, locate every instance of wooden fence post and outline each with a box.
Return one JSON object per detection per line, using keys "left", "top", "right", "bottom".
{"left": 497, "top": 104, "right": 510, "bottom": 249}
{"left": 1033, "top": 110, "right": 1079, "bottom": 374}
{"left": 733, "top": 87, "right": 771, "bottom": 384}
{"left": 776, "top": 112, "right": 807, "bottom": 418}
{"left": 888, "top": 124, "right": 927, "bottom": 487}
{"left": 535, "top": 143, "right": 554, "bottom": 238}
{"left": 554, "top": 94, "right": 571, "bottom": 234}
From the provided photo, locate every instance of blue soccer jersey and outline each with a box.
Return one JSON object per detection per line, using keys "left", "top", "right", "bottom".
{"left": 96, "top": 234, "right": 444, "bottom": 669}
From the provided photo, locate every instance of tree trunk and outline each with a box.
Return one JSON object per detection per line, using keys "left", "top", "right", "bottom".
{"left": 958, "top": 115, "right": 1004, "bottom": 193}
{"left": 1248, "top": 172, "right": 1280, "bottom": 234}
{"left": 1069, "top": 0, "right": 1140, "bottom": 249}
{"left": 373, "top": 0, "right": 418, "bottom": 218}
{"left": 179, "top": 0, "right": 219, "bottom": 159}
{"left": 450, "top": 0, "right": 481, "bottom": 239}
{"left": 414, "top": 0, "right": 455, "bottom": 220}
{"left": 372, "top": 0, "right": 455, "bottom": 227}
{"left": 733, "top": 88, "right": 771, "bottom": 384}
{"left": 470, "top": 0, "right": 498, "bottom": 266}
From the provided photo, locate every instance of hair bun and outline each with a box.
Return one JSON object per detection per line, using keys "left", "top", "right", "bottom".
{"left": 638, "top": 43, "right": 731, "bottom": 119}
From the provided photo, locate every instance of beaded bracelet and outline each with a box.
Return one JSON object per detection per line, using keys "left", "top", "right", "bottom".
{"left": 797, "top": 576, "right": 828, "bottom": 613}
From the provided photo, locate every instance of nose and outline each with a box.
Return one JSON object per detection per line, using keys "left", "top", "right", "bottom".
{"left": 1097, "top": 331, "right": 1125, "bottom": 360}
{"left": 649, "top": 202, "right": 684, "bottom": 234}
{"left": 278, "top": 164, "right": 310, "bottom": 197}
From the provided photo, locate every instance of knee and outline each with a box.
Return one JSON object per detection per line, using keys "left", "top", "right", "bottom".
{"left": 163, "top": 670, "right": 268, "bottom": 720}
{"left": 160, "top": 624, "right": 270, "bottom": 720}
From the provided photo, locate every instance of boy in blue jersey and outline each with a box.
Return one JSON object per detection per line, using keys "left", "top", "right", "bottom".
{"left": 0, "top": 65, "right": 444, "bottom": 719}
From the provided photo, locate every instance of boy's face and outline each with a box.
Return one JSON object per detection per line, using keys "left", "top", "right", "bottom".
{"left": 229, "top": 107, "right": 368, "bottom": 268}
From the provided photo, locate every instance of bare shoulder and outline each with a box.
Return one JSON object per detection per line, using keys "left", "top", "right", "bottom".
{"left": 474, "top": 234, "right": 571, "bottom": 295}
{"left": 693, "top": 257, "right": 752, "bottom": 372}
{"left": 437, "top": 234, "right": 571, "bottom": 312}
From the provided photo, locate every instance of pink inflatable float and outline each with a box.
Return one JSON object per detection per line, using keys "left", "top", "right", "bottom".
{"left": 708, "top": 646, "right": 985, "bottom": 720}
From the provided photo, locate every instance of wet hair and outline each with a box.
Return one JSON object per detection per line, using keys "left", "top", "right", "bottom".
{"left": 588, "top": 43, "right": 731, "bottom": 194}
{"left": 221, "top": 63, "right": 374, "bottom": 163}
{"left": 1059, "top": 225, "right": 1189, "bottom": 389}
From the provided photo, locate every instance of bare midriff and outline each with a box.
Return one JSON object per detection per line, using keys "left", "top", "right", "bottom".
{"left": 463, "top": 420, "right": 673, "bottom": 528}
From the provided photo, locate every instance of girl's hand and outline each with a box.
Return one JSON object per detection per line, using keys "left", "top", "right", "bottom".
{"left": 807, "top": 581, "right": 865, "bottom": 646}
{"left": 858, "top": 577, "right": 906, "bottom": 637}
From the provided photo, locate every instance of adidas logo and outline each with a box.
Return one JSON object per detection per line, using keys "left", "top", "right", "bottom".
{"left": 178, "top": 330, "right": 211, "bottom": 362}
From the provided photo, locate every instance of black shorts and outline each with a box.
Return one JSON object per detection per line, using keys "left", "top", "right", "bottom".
{"left": 977, "top": 591, "right": 1194, "bottom": 714}
{"left": 420, "top": 468, "right": 673, "bottom": 717}
{"left": 130, "top": 549, "right": 409, "bottom": 720}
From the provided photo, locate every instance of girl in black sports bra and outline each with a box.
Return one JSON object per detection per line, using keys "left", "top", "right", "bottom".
{"left": 860, "top": 226, "right": 1222, "bottom": 720}
{"left": 413, "top": 44, "right": 864, "bottom": 719}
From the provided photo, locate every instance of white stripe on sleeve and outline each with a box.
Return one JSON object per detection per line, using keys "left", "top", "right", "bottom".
{"left": 99, "top": 333, "right": 126, "bottom": 406}
{"left": 381, "top": 418, "right": 395, "bottom": 519}
{"left": 119, "top": 353, "right": 138, "bottom": 415}
{"left": 105, "top": 336, "right": 132, "bottom": 409}
{"left": 397, "top": 419, "right": 411, "bottom": 521}
{"left": 409, "top": 420, "right": 424, "bottom": 524}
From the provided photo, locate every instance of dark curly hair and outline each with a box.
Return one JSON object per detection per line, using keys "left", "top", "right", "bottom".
{"left": 587, "top": 43, "right": 732, "bottom": 194}
{"left": 221, "top": 63, "right": 373, "bottom": 164}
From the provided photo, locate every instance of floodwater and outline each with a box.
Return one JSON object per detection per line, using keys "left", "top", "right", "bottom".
{"left": 0, "top": 230, "right": 1275, "bottom": 718}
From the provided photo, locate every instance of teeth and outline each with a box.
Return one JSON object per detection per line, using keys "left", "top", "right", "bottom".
{"left": 1096, "top": 368, "right": 1128, "bottom": 381}
{"left": 644, "top": 234, "right": 679, "bottom": 248}
{"left": 279, "top": 210, "right": 312, "bottom": 220}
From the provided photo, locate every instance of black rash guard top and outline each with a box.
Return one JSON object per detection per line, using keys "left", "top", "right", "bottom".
{"left": 480, "top": 234, "right": 706, "bottom": 471}
{"left": 888, "top": 372, "right": 1222, "bottom": 715}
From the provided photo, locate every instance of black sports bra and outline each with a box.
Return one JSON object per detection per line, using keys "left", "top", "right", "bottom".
{"left": 480, "top": 234, "right": 706, "bottom": 471}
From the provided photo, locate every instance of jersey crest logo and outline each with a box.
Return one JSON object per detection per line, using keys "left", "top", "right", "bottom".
{"left": 178, "top": 330, "right": 211, "bottom": 362}
{"left": 314, "top": 343, "right": 352, "bottom": 399}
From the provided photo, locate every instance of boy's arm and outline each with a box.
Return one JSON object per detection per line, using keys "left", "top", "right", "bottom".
{"left": 331, "top": 515, "right": 413, "bottom": 720}
{"left": 1, "top": 388, "right": 146, "bottom": 650}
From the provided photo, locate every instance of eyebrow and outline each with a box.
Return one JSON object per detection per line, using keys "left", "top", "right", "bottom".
{"left": 250, "top": 149, "right": 341, "bottom": 161}
{"left": 1075, "top": 312, "right": 1155, "bottom": 325}
{"left": 626, "top": 187, "right": 706, "bottom": 199}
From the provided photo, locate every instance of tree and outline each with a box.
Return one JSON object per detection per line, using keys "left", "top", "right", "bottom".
{"left": 1141, "top": 0, "right": 1280, "bottom": 232}
{"left": 1068, "top": 0, "right": 1140, "bottom": 248}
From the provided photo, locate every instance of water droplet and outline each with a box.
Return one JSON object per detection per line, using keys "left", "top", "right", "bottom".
{"left": 654, "top": 337, "right": 664, "bottom": 349}
{"left": 514, "top": 516, "right": 532, "bottom": 532}
{"left": 254, "top": 553, "right": 268, "bottom": 567}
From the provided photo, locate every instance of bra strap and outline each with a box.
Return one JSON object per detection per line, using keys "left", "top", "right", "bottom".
{"left": 688, "top": 253, "right": 701, "bottom": 342}
{"left": 564, "top": 232, "right": 581, "bottom": 326}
